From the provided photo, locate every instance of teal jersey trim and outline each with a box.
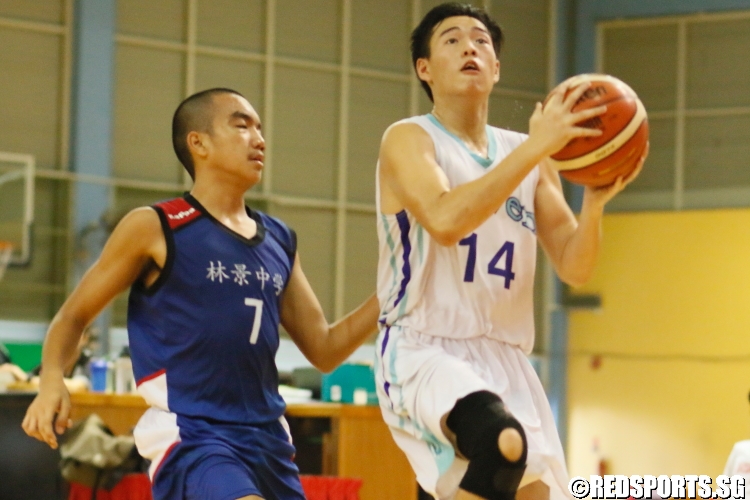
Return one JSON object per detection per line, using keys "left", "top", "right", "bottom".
{"left": 380, "top": 327, "right": 454, "bottom": 475}
{"left": 397, "top": 291, "right": 410, "bottom": 317}
{"left": 426, "top": 432, "right": 456, "bottom": 476}
{"left": 427, "top": 113, "right": 497, "bottom": 168}
{"left": 386, "top": 328, "right": 403, "bottom": 417}
{"left": 411, "top": 412, "right": 456, "bottom": 476}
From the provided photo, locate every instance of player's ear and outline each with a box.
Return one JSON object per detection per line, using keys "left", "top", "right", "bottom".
{"left": 493, "top": 59, "right": 500, "bottom": 84}
{"left": 187, "top": 131, "right": 209, "bottom": 161}
{"left": 416, "top": 58, "right": 431, "bottom": 85}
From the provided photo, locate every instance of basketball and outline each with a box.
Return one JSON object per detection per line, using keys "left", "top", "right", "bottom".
{"left": 546, "top": 74, "right": 649, "bottom": 188}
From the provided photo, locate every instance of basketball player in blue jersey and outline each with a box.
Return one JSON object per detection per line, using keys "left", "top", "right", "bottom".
{"left": 23, "top": 87, "right": 380, "bottom": 500}
{"left": 375, "top": 4, "right": 647, "bottom": 500}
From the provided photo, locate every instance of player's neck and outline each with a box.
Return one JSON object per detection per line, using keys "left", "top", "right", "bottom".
{"left": 190, "top": 180, "right": 259, "bottom": 239}
{"left": 430, "top": 96, "right": 489, "bottom": 156}
{"left": 190, "top": 174, "right": 254, "bottom": 219}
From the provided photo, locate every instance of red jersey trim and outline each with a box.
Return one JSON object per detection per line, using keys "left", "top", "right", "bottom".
{"left": 155, "top": 198, "right": 202, "bottom": 230}
{"left": 152, "top": 440, "right": 180, "bottom": 480}
{"left": 137, "top": 368, "right": 166, "bottom": 387}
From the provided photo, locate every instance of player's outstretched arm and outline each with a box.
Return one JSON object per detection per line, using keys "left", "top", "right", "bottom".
{"left": 22, "top": 207, "right": 164, "bottom": 449}
{"left": 379, "top": 82, "right": 606, "bottom": 247}
{"left": 535, "top": 144, "right": 648, "bottom": 287}
{"left": 280, "top": 253, "right": 379, "bottom": 373}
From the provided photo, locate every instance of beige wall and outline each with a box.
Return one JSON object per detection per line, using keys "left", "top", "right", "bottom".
{"left": 568, "top": 209, "right": 750, "bottom": 476}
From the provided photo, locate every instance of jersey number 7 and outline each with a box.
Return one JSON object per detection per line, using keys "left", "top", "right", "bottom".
{"left": 459, "top": 234, "right": 515, "bottom": 289}
{"left": 245, "top": 298, "right": 264, "bottom": 344}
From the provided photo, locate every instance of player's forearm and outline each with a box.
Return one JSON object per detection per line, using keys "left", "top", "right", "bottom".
{"left": 318, "top": 294, "right": 380, "bottom": 373}
{"left": 556, "top": 205, "right": 604, "bottom": 287}
{"left": 426, "top": 140, "right": 547, "bottom": 246}
{"left": 39, "top": 314, "right": 86, "bottom": 383}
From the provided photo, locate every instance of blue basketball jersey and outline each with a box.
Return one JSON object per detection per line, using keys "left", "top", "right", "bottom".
{"left": 127, "top": 194, "right": 296, "bottom": 425}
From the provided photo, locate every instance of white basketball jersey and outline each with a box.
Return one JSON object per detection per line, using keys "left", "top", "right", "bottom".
{"left": 376, "top": 114, "right": 540, "bottom": 353}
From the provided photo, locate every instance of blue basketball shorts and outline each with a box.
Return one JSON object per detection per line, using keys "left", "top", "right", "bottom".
{"left": 151, "top": 415, "right": 305, "bottom": 500}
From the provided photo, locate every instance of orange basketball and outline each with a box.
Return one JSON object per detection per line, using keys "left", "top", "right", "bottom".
{"left": 546, "top": 74, "right": 649, "bottom": 188}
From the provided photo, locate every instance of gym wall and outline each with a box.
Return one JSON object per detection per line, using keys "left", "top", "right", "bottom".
{"left": 568, "top": 209, "right": 750, "bottom": 477}
{"left": 0, "top": 0, "right": 552, "bottom": 357}
{"left": 566, "top": 3, "right": 750, "bottom": 477}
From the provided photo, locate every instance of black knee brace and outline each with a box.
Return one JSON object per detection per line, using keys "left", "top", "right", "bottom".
{"left": 446, "top": 391, "right": 527, "bottom": 500}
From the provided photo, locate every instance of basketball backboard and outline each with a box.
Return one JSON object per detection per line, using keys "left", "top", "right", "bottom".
{"left": 0, "top": 152, "right": 35, "bottom": 266}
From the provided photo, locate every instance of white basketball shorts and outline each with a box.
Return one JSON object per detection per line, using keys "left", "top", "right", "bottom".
{"left": 375, "top": 325, "right": 571, "bottom": 500}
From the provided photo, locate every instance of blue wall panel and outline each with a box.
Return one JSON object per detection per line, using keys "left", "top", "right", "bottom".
{"left": 69, "top": 0, "right": 116, "bottom": 354}
{"left": 70, "top": 0, "right": 116, "bottom": 235}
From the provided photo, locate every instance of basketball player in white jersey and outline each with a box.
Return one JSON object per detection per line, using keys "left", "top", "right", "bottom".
{"left": 375, "top": 4, "right": 647, "bottom": 500}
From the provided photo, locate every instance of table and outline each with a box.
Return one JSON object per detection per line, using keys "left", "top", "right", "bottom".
{"left": 69, "top": 393, "right": 417, "bottom": 500}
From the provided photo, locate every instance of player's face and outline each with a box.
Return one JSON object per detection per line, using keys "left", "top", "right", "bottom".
{"left": 417, "top": 16, "right": 500, "bottom": 100}
{"left": 207, "top": 93, "right": 266, "bottom": 185}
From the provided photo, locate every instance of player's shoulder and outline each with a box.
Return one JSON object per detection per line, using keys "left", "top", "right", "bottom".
{"left": 255, "top": 210, "right": 297, "bottom": 261}
{"left": 104, "top": 206, "right": 165, "bottom": 258}
{"left": 381, "top": 116, "right": 434, "bottom": 155}
{"left": 384, "top": 115, "right": 432, "bottom": 139}
{"left": 115, "top": 205, "right": 163, "bottom": 235}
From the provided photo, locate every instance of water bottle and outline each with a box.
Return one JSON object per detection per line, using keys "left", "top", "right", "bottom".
{"left": 89, "top": 359, "right": 108, "bottom": 393}
{"left": 114, "top": 346, "right": 134, "bottom": 394}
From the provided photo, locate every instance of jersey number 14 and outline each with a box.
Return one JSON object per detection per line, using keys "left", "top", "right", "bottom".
{"left": 459, "top": 234, "right": 515, "bottom": 289}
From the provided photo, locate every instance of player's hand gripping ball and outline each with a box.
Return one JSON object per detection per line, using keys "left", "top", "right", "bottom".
{"left": 546, "top": 74, "right": 649, "bottom": 188}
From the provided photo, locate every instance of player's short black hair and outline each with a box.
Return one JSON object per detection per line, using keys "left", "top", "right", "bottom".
{"left": 411, "top": 2, "right": 504, "bottom": 102}
{"left": 172, "top": 88, "right": 245, "bottom": 179}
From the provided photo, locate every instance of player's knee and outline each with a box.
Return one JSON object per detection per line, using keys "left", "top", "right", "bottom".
{"left": 446, "top": 391, "right": 528, "bottom": 463}
{"left": 498, "top": 427, "right": 524, "bottom": 463}
{"left": 446, "top": 390, "right": 528, "bottom": 500}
